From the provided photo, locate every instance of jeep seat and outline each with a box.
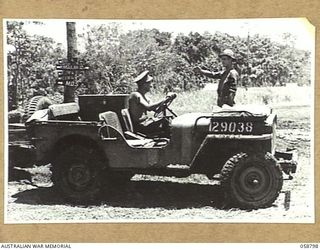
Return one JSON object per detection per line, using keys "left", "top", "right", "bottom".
{"left": 99, "top": 111, "right": 124, "bottom": 135}
{"left": 121, "top": 108, "right": 147, "bottom": 140}
{"left": 121, "top": 108, "right": 134, "bottom": 132}
{"left": 121, "top": 108, "right": 170, "bottom": 146}
{"left": 98, "top": 111, "right": 155, "bottom": 147}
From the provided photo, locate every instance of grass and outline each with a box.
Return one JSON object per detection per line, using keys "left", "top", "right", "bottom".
{"left": 150, "top": 84, "right": 312, "bottom": 115}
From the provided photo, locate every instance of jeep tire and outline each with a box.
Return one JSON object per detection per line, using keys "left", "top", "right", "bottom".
{"left": 52, "top": 145, "right": 104, "bottom": 203}
{"left": 25, "top": 95, "right": 52, "bottom": 120}
{"left": 220, "top": 152, "right": 283, "bottom": 209}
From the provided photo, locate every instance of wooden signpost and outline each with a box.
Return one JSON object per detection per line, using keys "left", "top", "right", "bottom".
{"left": 56, "top": 58, "right": 89, "bottom": 87}
{"left": 56, "top": 22, "right": 89, "bottom": 103}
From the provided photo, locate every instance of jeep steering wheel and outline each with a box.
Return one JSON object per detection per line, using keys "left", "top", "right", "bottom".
{"left": 154, "top": 94, "right": 177, "bottom": 118}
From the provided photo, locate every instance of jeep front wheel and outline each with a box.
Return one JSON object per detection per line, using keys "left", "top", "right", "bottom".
{"left": 52, "top": 145, "right": 104, "bottom": 203}
{"left": 220, "top": 152, "right": 283, "bottom": 209}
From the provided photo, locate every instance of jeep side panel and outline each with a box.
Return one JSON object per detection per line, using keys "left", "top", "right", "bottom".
{"left": 169, "top": 113, "right": 210, "bottom": 164}
{"left": 26, "top": 121, "right": 102, "bottom": 165}
{"left": 190, "top": 134, "right": 273, "bottom": 176}
{"left": 99, "top": 126, "right": 179, "bottom": 169}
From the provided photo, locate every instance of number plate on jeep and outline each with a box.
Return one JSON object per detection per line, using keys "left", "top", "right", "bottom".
{"left": 209, "top": 120, "right": 254, "bottom": 133}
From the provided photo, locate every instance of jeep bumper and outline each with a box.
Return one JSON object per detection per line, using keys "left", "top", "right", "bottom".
{"left": 275, "top": 150, "right": 298, "bottom": 179}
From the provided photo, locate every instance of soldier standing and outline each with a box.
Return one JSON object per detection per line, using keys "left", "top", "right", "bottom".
{"left": 194, "top": 49, "right": 239, "bottom": 107}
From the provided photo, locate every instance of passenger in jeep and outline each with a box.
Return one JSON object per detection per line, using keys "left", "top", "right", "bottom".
{"left": 128, "top": 70, "right": 175, "bottom": 138}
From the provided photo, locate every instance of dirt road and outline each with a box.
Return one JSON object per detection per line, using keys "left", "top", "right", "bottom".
{"left": 5, "top": 105, "right": 313, "bottom": 223}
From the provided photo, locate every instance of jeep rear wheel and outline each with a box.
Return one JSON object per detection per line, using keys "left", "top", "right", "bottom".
{"left": 220, "top": 152, "right": 283, "bottom": 209}
{"left": 52, "top": 145, "right": 104, "bottom": 203}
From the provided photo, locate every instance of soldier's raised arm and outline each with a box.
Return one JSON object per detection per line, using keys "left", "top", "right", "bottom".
{"left": 193, "top": 66, "right": 221, "bottom": 79}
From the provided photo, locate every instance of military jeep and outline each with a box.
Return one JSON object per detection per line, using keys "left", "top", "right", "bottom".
{"left": 25, "top": 94, "right": 297, "bottom": 209}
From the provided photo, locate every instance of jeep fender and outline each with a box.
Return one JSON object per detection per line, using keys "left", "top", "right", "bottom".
{"left": 189, "top": 133, "right": 273, "bottom": 176}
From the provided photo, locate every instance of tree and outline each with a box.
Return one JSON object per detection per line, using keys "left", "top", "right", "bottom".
{"left": 6, "top": 21, "right": 312, "bottom": 111}
{"left": 6, "top": 21, "right": 65, "bottom": 110}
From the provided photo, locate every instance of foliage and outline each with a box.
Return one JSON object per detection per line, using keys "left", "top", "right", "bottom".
{"left": 151, "top": 85, "right": 311, "bottom": 116}
{"left": 6, "top": 21, "right": 65, "bottom": 110}
{"left": 6, "top": 21, "right": 312, "bottom": 111}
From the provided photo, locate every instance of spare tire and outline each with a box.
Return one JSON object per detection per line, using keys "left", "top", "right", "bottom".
{"left": 25, "top": 96, "right": 53, "bottom": 120}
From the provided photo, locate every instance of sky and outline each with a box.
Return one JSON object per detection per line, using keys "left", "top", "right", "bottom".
{"left": 6, "top": 18, "right": 315, "bottom": 51}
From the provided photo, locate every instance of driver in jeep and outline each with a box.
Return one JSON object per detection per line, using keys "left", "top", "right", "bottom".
{"left": 128, "top": 70, "right": 176, "bottom": 138}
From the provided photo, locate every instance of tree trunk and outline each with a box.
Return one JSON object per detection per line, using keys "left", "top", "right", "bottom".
{"left": 64, "top": 22, "right": 77, "bottom": 103}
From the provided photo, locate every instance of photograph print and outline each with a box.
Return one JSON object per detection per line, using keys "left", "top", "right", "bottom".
{"left": 4, "top": 18, "right": 314, "bottom": 223}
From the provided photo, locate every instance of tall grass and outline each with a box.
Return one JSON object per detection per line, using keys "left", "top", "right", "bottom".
{"left": 150, "top": 84, "right": 312, "bottom": 115}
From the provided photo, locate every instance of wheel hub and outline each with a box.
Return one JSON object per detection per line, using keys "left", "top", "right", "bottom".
{"left": 252, "top": 179, "right": 259, "bottom": 185}
{"left": 236, "top": 165, "right": 272, "bottom": 200}
{"left": 68, "top": 164, "right": 91, "bottom": 189}
{"left": 222, "top": 153, "right": 282, "bottom": 208}
{"left": 245, "top": 173, "right": 261, "bottom": 188}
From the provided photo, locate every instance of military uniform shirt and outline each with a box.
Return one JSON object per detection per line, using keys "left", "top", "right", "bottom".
{"left": 210, "top": 69, "right": 239, "bottom": 97}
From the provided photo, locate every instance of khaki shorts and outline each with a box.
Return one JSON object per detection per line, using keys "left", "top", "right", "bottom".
{"left": 217, "top": 93, "right": 235, "bottom": 107}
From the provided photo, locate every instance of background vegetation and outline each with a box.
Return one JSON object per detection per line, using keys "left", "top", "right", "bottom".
{"left": 6, "top": 21, "right": 311, "bottom": 111}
